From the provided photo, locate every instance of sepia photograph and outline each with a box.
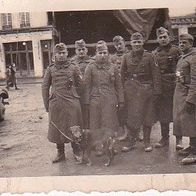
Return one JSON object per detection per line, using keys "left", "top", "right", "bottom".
{"left": 0, "top": 0, "right": 196, "bottom": 193}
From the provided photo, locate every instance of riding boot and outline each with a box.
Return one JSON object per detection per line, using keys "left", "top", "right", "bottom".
{"left": 176, "top": 136, "right": 184, "bottom": 150}
{"left": 143, "top": 126, "right": 153, "bottom": 152}
{"left": 53, "top": 144, "right": 65, "bottom": 163}
{"left": 121, "top": 127, "right": 137, "bottom": 152}
{"left": 181, "top": 137, "right": 196, "bottom": 165}
{"left": 155, "top": 122, "right": 169, "bottom": 148}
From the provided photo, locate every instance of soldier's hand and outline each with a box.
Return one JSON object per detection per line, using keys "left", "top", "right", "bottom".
{"left": 185, "top": 102, "right": 195, "bottom": 114}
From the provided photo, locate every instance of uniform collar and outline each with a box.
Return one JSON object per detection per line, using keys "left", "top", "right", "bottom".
{"left": 95, "top": 61, "right": 110, "bottom": 69}
{"left": 182, "top": 48, "right": 196, "bottom": 58}
{"left": 55, "top": 60, "right": 70, "bottom": 69}
{"left": 157, "top": 43, "right": 172, "bottom": 52}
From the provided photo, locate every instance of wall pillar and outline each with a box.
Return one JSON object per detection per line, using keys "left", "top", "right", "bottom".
{"left": 0, "top": 43, "right": 6, "bottom": 79}
{"left": 32, "top": 38, "right": 43, "bottom": 77}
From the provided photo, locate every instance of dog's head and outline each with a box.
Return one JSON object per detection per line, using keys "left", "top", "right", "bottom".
{"left": 70, "top": 125, "right": 83, "bottom": 143}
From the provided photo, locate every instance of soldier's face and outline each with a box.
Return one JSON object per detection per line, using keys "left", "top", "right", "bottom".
{"left": 55, "top": 50, "right": 68, "bottom": 62}
{"left": 131, "top": 40, "right": 144, "bottom": 51}
{"left": 114, "top": 41, "right": 126, "bottom": 52}
{"left": 96, "top": 50, "right": 109, "bottom": 63}
{"left": 75, "top": 47, "right": 88, "bottom": 58}
{"left": 157, "top": 33, "right": 170, "bottom": 46}
{"left": 179, "top": 39, "right": 193, "bottom": 53}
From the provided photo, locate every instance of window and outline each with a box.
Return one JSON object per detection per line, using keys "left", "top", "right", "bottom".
{"left": 19, "top": 12, "right": 30, "bottom": 28}
{"left": 1, "top": 13, "right": 12, "bottom": 30}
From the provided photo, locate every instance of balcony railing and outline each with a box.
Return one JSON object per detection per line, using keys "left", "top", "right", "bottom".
{"left": 20, "top": 23, "right": 30, "bottom": 28}
{"left": 2, "top": 24, "right": 12, "bottom": 30}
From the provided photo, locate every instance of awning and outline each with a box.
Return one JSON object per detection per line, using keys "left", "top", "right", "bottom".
{"left": 113, "top": 8, "right": 171, "bottom": 40}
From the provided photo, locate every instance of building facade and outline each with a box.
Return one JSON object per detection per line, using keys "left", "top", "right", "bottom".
{"left": 171, "top": 13, "right": 196, "bottom": 45}
{"left": 0, "top": 12, "right": 53, "bottom": 79}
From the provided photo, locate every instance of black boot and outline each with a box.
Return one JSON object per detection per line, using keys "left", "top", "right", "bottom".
{"left": 53, "top": 144, "right": 65, "bottom": 163}
{"left": 143, "top": 126, "right": 153, "bottom": 152}
{"left": 176, "top": 136, "right": 183, "bottom": 150}
{"left": 121, "top": 128, "right": 137, "bottom": 152}
{"left": 155, "top": 123, "right": 169, "bottom": 148}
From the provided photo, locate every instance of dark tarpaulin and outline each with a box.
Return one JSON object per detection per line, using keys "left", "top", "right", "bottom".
{"left": 113, "top": 8, "right": 171, "bottom": 40}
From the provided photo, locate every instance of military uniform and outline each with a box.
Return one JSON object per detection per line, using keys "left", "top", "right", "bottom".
{"left": 152, "top": 27, "right": 182, "bottom": 148}
{"left": 71, "top": 55, "right": 93, "bottom": 128}
{"left": 84, "top": 41, "right": 124, "bottom": 133}
{"left": 121, "top": 33, "right": 161, "bottom": 151}
{"left": 121, "top": 50, "right": 161, "bottom": 127}
{"left": 42, "top": 61, "right": 83, "bottom": 144}
{"left": 173, "top": 34, "right": 196, "bottom": 164}
{"left": 110, "top": 52, "right": 127, "bottom": 72}
{"left": 173, "top": 48, "right": 196, "bottom": 137}
{"left": 153, "top": 44, "right": 180, "bottom": 123}
{"left": 42, "top": 43, "right": 83, "bottom": 163}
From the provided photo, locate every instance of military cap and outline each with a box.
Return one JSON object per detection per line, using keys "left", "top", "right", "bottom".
{"left": 96, "top": 40, "right": 108, "bottom": 51}
{"left": 113, "top": 35, "right": 124, "bottom": 43}
{"left": 130, "top": 32, "right": 144, "bottom": 41}
{"left": 179, "top": 33, "right": 194, "bottom": 41}
{"left": 53, "top": 43, "right": 67, "bottom": 53}
{"left": 75, "top": 39, "right": 86, "bottom": 49}
{"left": 156, "top": 27, "right": 169, "bottom": 37}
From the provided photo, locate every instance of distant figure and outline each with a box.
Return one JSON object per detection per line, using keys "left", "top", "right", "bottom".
{"left": 5, "top": 63, "right": 19, "bottom": 90}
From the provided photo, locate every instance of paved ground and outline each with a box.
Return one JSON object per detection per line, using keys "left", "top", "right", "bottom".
{"left": 0, "top": 83, "right": 195, "bottom": 177}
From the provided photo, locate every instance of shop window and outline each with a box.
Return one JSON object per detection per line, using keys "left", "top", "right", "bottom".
{"left": 1, "top": 13, "right": 12, "bottom": 30}
{"left": 19, "top": 12, "right": 30, "bottom": 28}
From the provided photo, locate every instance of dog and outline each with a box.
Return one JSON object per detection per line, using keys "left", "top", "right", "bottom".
{"left": 70, "top": 126, "right": 123, "bottom": 166}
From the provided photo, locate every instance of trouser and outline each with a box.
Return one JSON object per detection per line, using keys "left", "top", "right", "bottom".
{"left": 127, "top": 125, "right": 151, "bottom": 144}
{"left": 160, "top": 122, "right": 170, "bottom": 139}
{"left": 56, "top": 143, "right": 81, "bottom": 155}
{"left": 81, "top": 103, "right": 89, "bottom": 129}
{"left": 143, "top": 126, "right": 151, "bottom": 144}
{"left": 190, "top": 137, "right": 196, "bottom": 154}
{"left": 56, "top": 143, "right": 64, "bottom": 154}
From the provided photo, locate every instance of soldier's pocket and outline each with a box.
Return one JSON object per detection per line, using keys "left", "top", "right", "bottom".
{"left": 49, "top": 93, "right": 57, "bottom": 103}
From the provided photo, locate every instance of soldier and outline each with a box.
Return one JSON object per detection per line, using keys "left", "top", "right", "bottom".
{"left": 71, "top": 39, "right": 93, "bottom": 129}
{"left": 153, "top": 27, "right": 182, "bottom": 149}
{"left": 111, "top": 35, "right": 141, "bottom": 152}
{"left": 121, "top": 32, "right": 161, "bottom": 152}
{"left": 110, "top": 35, "right": 127, "bottom": 72}
{"left": 84, "top": 40, "right": 124, "bottom": 134}
{"left": 42, "top": 43, "right": 83, "bottom": 163}
{"left": 173, "top": 34, "right": 196, "bottom": 164}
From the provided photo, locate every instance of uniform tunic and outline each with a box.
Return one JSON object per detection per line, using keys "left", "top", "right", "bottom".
{"left": 42, "top": 61, "right": 83, "bottom": 144}
{"left": 153, "top": 44, "right": 181, "bottom": 123}
{"left": 110, "top": 51, "right": 127, "bottom": 126}
{"left": 121, "top": 50, "right": 161, "bottom": 129}
{"left": 84, "top": 61, "right": 124, "bottom": 133}
{"left": 71, "top": 55, "right": 93, "bottom": 128}
{"left": 173, "top": 48, "right": 196, "bottom": 137}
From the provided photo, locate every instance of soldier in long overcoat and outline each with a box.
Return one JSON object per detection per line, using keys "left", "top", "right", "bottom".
{"left": 173, "top": 34, "right": 196, "bottom": 164}
{"left": 153, "top": 27, "right": 182, "bottom": 149}
{"left": 71, "top": 39, "right": 93, "bottom": 129}
{"left": 110, "top": 35, "right": 140, "bottom": 151}
{"left": 84, "top": 40, "right": 124, "bottom": 134}
{"left": 121, "top": 32, "right": 161, "bottom": 152}
{"left": 42, "top": 43, "right": 83, "bottom": 163}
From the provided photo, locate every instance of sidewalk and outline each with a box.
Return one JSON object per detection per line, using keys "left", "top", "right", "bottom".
{"left": 0, "top": 77, "right": 43, "bottom": 86}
